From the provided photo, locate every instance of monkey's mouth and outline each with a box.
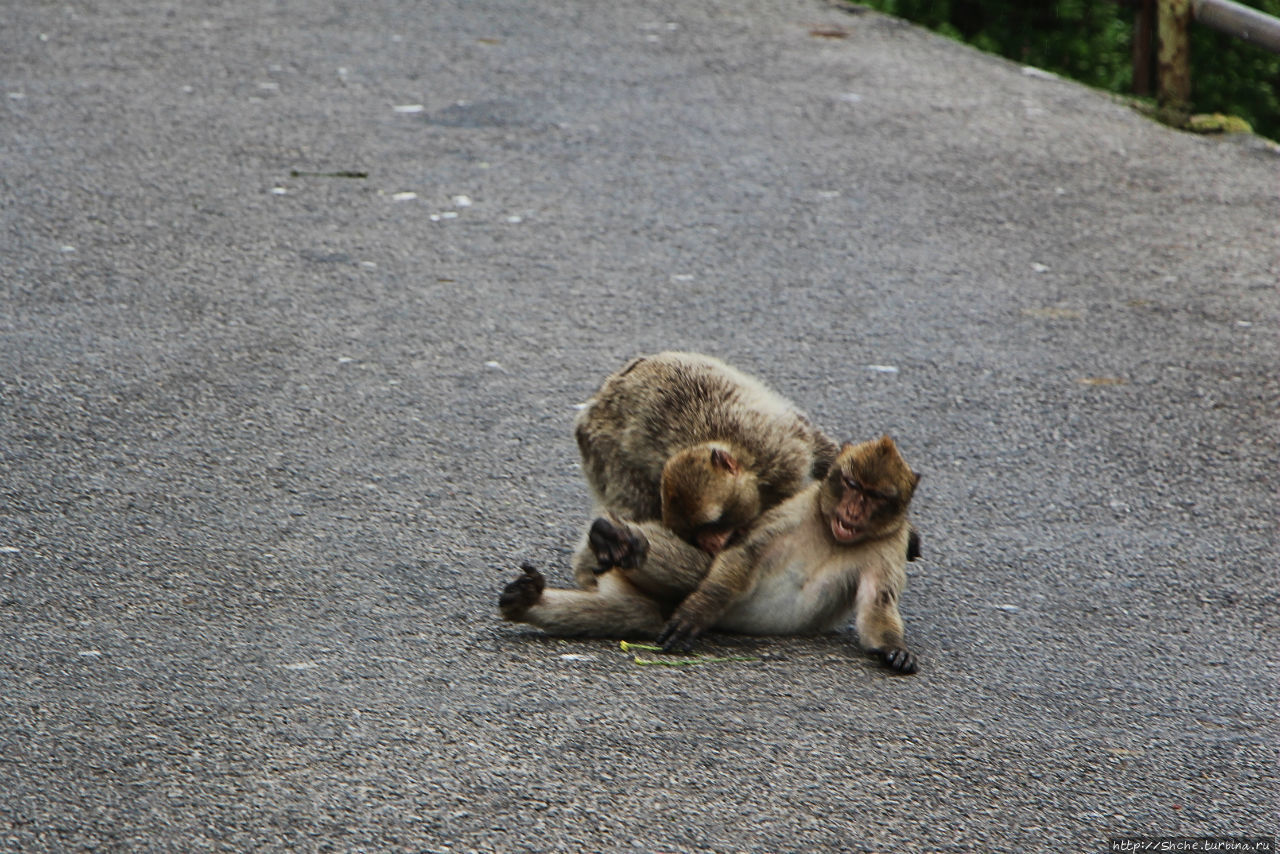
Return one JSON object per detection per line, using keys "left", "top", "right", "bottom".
{"left": 695, "top": 526, "right": 735, "bottom": 555}
{"left": 831, "top": 516, "right": 862, "bottom": 543}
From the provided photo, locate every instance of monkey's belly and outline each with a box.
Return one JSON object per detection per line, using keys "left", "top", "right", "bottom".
{"left": 715, "top": 571, "right": 857, "bottom": 635}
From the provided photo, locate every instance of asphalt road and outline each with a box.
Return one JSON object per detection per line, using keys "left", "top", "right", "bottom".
{"left": 2, "top": 0, "right": 1277, "bottom": 851}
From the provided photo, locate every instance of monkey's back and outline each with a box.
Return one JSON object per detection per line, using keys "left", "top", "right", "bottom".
{"left": 574, "top": 352, "right": 838, "bottom": 520}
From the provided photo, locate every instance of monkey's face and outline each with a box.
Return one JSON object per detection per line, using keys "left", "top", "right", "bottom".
{"left": 822, "top": 436, "right": 918, "bottom": 544}
{"left": 661, "top": 443, "right": 762, "bottom": 554}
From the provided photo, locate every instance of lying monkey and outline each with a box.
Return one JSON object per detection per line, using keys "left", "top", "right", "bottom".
{"left": 502, "top": 436, "right": 922, "bottom": 674}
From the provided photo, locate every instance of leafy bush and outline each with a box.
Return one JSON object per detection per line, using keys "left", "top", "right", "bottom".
{"left": 858, "top": 0, "right": 1280, "bottom": 139}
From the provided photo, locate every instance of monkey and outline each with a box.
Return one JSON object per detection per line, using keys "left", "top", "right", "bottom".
{"left": 500, "top": 435, "right": 922, "bottom": 674}
{"left": 570, "top": 352, "right": 841, "bottom": 586}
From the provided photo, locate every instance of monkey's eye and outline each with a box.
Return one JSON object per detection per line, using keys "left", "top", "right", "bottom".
{"left": 842, "top": 475, "right": 863, "bottom": 493}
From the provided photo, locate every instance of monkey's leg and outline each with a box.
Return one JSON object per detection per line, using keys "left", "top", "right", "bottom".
{"left": 499, "top": 564, "right": 665, "bottom": 637}
{"left": 570, "top": 510, "right": 657, "bottom": 589}
{"left": 587, "top": 517, "right": 713, "bottom": 600}
{"left": 853, "top": 578, "right": 918, "bottom": 674}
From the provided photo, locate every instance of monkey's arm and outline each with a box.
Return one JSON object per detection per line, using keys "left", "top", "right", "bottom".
{"left": 853, "top": 565, "right": 917, "bottom": 674}
{"left": 655, "top": 546, "right": 758, "bottom": 652}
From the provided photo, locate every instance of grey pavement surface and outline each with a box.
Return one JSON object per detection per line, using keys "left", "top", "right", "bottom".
{"left": 2, "top": 0, "right": 1277, "bottom": 851}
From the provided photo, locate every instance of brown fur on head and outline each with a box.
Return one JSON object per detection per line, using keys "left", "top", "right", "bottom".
{"left": 820, "top": 436, "right": 918, "bottom": 545}
{"left": 660, "top": 442, "right": 762, "bottom": 554}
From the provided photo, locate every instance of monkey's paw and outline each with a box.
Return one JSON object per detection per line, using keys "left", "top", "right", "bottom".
{"left": 588, "top": 517, "right": 648, "bottom": 572}
{"left": 876, "top": 646, "right": 919, "bottom": 675}
{"left": 499, "top": 563, "right": 545, "bottom": 619}
{"left": 656, "top": 614, "right": 706, "bottom": 653}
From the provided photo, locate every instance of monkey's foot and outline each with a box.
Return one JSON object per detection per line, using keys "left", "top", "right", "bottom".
{"left": 499, "top": 563, "right": 545, "bottom": 620}
{"left": 588, "top": 517, "right": 648, "bottom": 573}
{"left": 875, "top": 646, "right": 919, "bottom": 675}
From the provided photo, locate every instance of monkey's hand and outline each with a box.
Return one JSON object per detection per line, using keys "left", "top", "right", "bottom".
{"left": 498, "top": 563, "right": 545, "bottom": 620}
{"left": 588, "top": 516, "right": 648, "bottom": 573}
{"left": 656, "top": 591, "right": 721, "bottom": 652}
{"left": 875, "top": 645, "right": 919, "bottom": 675}
{"left": 655, "top": 614, "right": 704, "bottom": 653}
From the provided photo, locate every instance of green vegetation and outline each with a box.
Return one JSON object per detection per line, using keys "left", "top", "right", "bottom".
{"left": 857, "top": 0, "right": 1280, "bottom": 139}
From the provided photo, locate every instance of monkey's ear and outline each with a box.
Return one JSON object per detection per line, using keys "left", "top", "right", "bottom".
{"left": 710, "top": 447, "right": 740, "bottom": 474}
{"left": 911, "top": 470, "right": 922, "bottom": 487}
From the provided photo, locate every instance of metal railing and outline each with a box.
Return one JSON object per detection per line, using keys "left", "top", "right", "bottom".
{"left": 1137, "top": 0, "right": 1280, "bottom": 125}
{"left": 1194, "top": 0, "right": 1280, "bottom": 51}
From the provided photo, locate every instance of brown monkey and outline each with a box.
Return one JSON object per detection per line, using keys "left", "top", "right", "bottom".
{"left": 571, "top": 352, "right": 840, "bottom": 584}
{"left": 501, "top": 436, "right": 922, "bottom": 673}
